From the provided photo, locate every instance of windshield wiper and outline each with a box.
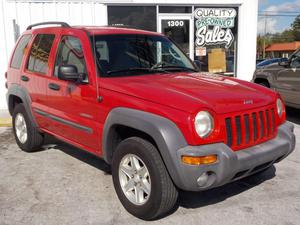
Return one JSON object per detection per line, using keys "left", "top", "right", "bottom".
{"left": 151, "top": 62, "right": 198, "bottom": 72}
{"left": 106, "top": 67, "right": 169, "bottom": 75}
{"left": 154, "top": 65, "right": 198, "bottom": 72}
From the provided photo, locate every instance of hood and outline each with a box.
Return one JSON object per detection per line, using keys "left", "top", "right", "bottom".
{"left": 100, "top": 72, "right": 277, "bottom": 114}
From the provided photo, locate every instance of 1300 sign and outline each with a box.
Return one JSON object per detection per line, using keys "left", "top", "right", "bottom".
{"left": 167, "top": 20, "right": 184, "bottom": 27}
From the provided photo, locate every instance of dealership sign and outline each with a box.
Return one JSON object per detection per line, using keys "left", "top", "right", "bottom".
{"left": 194, "top": 8, "right": 236, "bottom": 48}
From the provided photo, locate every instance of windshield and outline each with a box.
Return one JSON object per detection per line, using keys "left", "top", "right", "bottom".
{"left": 91, "top": 34, "right": 196, "bottom": 77}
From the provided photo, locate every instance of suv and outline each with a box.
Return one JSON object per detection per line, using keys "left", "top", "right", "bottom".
{"left": 6, "top": 22, "right": 295, "bottom": 220}
{"left": 253, "top": 48, "right": 300, "bottom": 109}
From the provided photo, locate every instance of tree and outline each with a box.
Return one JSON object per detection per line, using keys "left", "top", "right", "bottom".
{"left": 257, "top": 15, "right": 300, "bottom": 58}
{"left": 291, "top": 15, "right": 300, "bottom": 41}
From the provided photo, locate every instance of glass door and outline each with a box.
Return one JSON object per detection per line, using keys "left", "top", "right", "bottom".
{"left": 158, "top": 15, "right": 194, "bottom": 60}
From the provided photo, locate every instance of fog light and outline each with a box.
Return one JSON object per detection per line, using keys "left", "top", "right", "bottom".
{"left": 181, "top": 155, "right": 217, "bottom": 165}
{"left": 197, "top": 172, "right": 209, "bottom": 187}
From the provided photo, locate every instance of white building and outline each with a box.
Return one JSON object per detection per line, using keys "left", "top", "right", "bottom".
{"left": 0, "top": 0, "right": 258, "bottom": 110}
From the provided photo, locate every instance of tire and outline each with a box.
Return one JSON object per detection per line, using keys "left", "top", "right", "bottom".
{"left": 12, "top": 103, "right": 44, "bottom": 152}
{"left": 258, "top": 81, "right": 270, "bottom": 88}
{"left": 112, "top": 137, "right": 178, "bottom": 220}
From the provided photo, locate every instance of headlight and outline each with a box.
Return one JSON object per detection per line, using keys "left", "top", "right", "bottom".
{"left": 276, "top": 98, "right": 284, "bottom": 117}
{"left": 194, "top": 111, "right": 214, "bottom": 138}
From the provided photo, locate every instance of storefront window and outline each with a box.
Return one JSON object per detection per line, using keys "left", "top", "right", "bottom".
{"left": 193, "top": 7, "right": 238, "bottom": 76}
{"left": 159, "top": 6, "right": 192, "bottom": 14}
{"left": 107, "top": 6, "right": 157, "bottom": 31}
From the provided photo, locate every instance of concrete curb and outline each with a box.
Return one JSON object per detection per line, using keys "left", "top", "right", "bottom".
{"left": 0, "top": 118, "right": 12, "bottom": 127}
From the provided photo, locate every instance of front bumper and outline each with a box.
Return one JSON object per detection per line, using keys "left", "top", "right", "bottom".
{"left": 175, "top": 121, "right": 295, "bottom": 191}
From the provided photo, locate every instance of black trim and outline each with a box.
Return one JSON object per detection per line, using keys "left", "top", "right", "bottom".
{"left": 48, "top": 83, "right": 60, "bottom": 91}
{"left": 21, "top": 75, "right": 29, "bottom": 82}
{"left": 34, "top": 109, "right": 93, "bottom": 134}
{"left": 27, "top": 21, "right": 70, "bottom": 30}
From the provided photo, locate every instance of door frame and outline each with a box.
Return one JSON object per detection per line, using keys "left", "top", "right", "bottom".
{"left": 157, "top": 14, "right": 194, "bottom": 61}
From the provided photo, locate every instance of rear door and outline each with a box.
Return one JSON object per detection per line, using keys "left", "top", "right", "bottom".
{"left": 8, "top": 34, "right": 32, "bottom": 85}
{"left": 275, "top": 51, "right": 300, "bottom": 106}
{"left": 21, "top": 33, "right": 56, "bottom": 128}
{"left": 45, "top": 29, "right": 101, "bottom": 153}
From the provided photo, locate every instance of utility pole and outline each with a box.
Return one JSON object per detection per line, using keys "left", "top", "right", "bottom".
{"left": 263, "top": 12, "right": 267, "bottom": 59}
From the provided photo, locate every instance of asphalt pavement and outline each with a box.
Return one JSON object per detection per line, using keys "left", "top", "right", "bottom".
{"left": 0, "top": 108, "right": 300, "bottom": 225}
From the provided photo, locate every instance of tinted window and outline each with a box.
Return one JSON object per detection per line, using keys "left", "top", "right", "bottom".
{"left": 27, "top": 34, "right": 55, "bottom": 74}
{"left": 92, "top": 34, "right": 195, "bottom": 77}
{"left": 54, "top": 36, "right": 88, "bottom": 82}
{"left": 11, "top": 35, "right": 31, "bottom": 69}
{"left": 108, "top": 6, "right": 156, "bottom": 31}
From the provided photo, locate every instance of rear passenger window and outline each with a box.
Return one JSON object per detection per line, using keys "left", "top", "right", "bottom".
{"left": 10, "top": 35, "right": 32, "bottom": 69}
{"left": 27, "top": 34, "right": 55, "bottom": 74}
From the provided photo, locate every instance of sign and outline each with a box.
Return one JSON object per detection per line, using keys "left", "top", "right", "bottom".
{"left": 167, "top": 20, "right": 185, "bottom": 27}
{"left": 195, "top": 47, "right": 207, "bottom": 56}
{"left": 194, "top": 8, "right": 236, "bottom": 49}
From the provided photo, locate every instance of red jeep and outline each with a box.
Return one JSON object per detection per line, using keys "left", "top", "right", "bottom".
{"left": 5, "top": 22, "right": 295, "bottom": 220}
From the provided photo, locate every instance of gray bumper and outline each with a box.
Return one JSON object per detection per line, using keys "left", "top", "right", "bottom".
{"left": 174, "top": 121, "right": 295, "bottom": 191}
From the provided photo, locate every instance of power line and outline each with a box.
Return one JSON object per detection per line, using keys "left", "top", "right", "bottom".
{"left": 258, "top": 14, "right": 299, "bottom": 17}
{"left": 259, "top": 10, "right": 300, "bottom": 13}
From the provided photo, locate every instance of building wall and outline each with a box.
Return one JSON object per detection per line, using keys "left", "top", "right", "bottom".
{"left": 0, "top": 0, "right": 258, "bottom": 110}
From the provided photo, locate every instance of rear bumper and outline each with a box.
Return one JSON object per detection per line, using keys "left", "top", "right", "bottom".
{"left": 174, "top": 121, "right": 295, "bottom": 191}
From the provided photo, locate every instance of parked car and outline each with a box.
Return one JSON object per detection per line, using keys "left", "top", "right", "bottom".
{"left": 6, "top": 22, "right": 295, "bottom": 220}
{"left": 253, "top": 48, "right": 300, "bottom": 109}
{"left": 256, "top": 58, "right": 265, "bottom": 65}
{"left": 256, "top": 58, "right": 288, "bottom": 68}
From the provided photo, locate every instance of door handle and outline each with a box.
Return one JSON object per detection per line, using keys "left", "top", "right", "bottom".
{"left": 21, "top": 75, "right": 29, "bottom": 82}
{"left": 48, "top": 83, "right": 60, "bottom": 91}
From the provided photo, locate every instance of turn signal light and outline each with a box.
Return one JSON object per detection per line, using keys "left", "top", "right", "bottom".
{"left": 181, "top": 155, "right": 217, "bottom": 165}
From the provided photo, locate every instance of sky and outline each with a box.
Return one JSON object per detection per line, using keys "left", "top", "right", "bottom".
{"left": 258, "top": 0, "right": 300, "bottom": 34}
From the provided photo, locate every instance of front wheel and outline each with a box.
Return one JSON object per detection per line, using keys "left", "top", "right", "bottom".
{"left": 112, "top": 137, "right": 178, "bottom": 220}
{"left": 258, "top": 81, "right": 270, "bottom": 88}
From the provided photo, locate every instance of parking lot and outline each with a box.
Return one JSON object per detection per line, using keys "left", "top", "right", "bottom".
{"left": 0, "top": 108, "right": 300, "bottom": 225}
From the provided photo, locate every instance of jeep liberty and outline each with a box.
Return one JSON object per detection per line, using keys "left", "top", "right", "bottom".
{"left": 5, "top": 22, "right": 295, "bottom": 220}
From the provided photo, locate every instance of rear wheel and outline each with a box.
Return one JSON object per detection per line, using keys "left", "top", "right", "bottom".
{"left": 112, "top": 137, "right": 178, "bottom": 220}
{"left": 12, "top": 103, "right": 44, "bottom": 152}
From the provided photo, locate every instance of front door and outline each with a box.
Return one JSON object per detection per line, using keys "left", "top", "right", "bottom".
{"left": 275, "top": 51, "right": 300, "bottom": 107}
{"left": 158, "top": 15, "right": 194, "bottom": 60}
{"left": 45, "top": 30, "right": 101, "bottom": 153}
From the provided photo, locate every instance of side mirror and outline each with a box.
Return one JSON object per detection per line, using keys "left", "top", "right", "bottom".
{"left": 194, "top": 60, "right": 202, "bottom": 71}
{"left": 278, "top": 60, "right": 289, "bottom": 67}
{"left": 58, "top": 65, "right": 80, "bottom": 81}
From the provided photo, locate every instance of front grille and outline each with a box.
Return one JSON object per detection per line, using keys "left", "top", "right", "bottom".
{"left": 225, "top": 107, "right": 277, "bottom": 150}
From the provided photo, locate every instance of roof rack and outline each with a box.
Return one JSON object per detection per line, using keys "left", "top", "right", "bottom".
{"left": 26, "top": 21, "right": 70, "bottom": 30}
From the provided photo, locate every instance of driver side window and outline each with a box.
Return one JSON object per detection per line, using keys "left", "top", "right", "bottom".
{"left": 290, "top": 51, "right": 300, "bottom": 68}
{"left": 54, "top": 36, "right": 88, "bottom": 82}
{"left": 291, "top": 56, "right": 300, "bottom": 68}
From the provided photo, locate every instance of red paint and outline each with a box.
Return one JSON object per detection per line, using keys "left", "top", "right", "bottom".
{"left": 6, "top": 26, "right": 286, "bottom": 157}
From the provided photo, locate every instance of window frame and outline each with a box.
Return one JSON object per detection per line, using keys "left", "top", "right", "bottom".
{"left": 25, "top": 33, "right": 56, "bottom": 75}
{"left": 53, "top": 35, "right": 89, "bottom": 83}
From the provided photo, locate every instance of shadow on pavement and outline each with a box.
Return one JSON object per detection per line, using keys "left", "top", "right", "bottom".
{"left": 43, "top": 134, "right": 111, "bottom": 174}
{"left": 178, "top": 166, "right": 276, "bottom": 209}
{"left": 41, "top": 133, "right": 276, "bottom": 213}
{"left": 286, "top": 107, "right": 300, "bottom": 125}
